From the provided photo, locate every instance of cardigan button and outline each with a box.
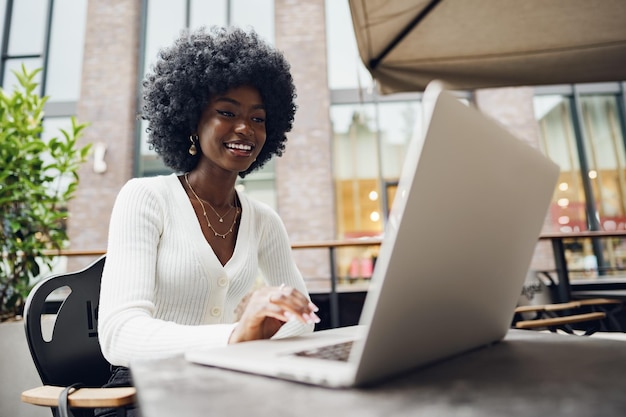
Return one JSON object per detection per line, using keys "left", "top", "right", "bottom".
{"left": 211, "top": 306, "right": 222, "bottom": 317}
{"left": 218, "top": 277, "right": 228, "bottom": 287}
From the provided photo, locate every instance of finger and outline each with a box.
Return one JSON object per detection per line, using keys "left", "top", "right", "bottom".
{"left": 264, "top": 302, "right": 319, "bottom": 325}
{"left": 269, "top": 285, "right": 310, "bottom": 306}
{"left": 274, "top": 299, "right": 321, "bottom": 324}
{"left": 267, "top": 285, "right": 321, "bottom": 324}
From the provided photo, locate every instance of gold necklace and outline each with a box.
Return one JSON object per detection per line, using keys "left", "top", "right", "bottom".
{"left": 197, "top": 196, "right": 235, "bottom": 223}
{"left": 184, "top": 173, "right": 239, "bottom": 239}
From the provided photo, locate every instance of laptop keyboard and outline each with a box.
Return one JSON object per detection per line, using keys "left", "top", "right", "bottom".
{"left": 293, "top": 340, "right": 354, "bottom": 362}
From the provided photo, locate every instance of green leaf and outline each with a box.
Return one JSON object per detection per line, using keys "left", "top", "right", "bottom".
{"left": 0, "top": 65, "right": 90, "bottom": 321}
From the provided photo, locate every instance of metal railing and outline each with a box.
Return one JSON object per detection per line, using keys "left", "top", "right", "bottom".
{"left": 42, "top": 239, "right": 383, "bottom": 328}
{"left": 538, "top": 230, "right": 626, "bottom": 303}
{"left": 41, "top": 232, "right": 626, "bottom": 328}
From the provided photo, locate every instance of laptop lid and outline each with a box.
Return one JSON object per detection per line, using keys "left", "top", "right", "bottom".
{"left": 349, "top": 81, "right": 560, "bottom": 385}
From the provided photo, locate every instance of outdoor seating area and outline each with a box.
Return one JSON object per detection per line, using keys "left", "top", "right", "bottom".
{"left": 10, "top": 229, "right": 626, "bottom": 416}
{"left": 3, "top": 1, "right": 626, "bottom": 417}
{"left": 513, "top": 298, "right": 623, "bottom": 334}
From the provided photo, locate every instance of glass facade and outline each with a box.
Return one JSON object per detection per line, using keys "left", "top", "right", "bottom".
{"left": 329, "top": 99, "right": 422, "bottom": 281}
{"left": 2, "top": 0, "right": 626, "bottom": 283}
{"left": 330, "top": 100, "right": 422, "bottom": 240}
{"left": 325, "top": 0, "right": 626, "bottom": 282}
{"left": 0, "top": 0, "right": 86, "bottom": 125}
{"left": 0, "top": 0, "right": 86, "bottom": 100}
{"left": 537, "top": 93, "right": 626, "bottom": 234}
{"left": 325, "top": 0, "right": 371, "bottom": 91}
{"left": 536, "top": 95, "right": 588, "bottom": 232}
{"left": 45, "top": 0, "right": 87, "bottom": 102}
{"left": 2, "top": 0, "right": 45, "bottom": 94}
{"left": 581, "top": 95, "right": 626, "bottom": 229}
{"left": 535, "top": 86, "right": 626, "bottom": 277}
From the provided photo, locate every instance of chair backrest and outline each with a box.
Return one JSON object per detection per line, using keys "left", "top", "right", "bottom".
{"left": 23, "top": 255, "right": 111, "bottom": 387}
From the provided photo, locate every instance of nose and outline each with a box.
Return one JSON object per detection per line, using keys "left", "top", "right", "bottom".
{"left": 234, "top": 118, "right": 253, "bottom": 137}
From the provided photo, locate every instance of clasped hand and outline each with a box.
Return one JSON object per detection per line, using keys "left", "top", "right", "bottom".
{"left": 228, "top": 284, "right": 320, "bottom": 343}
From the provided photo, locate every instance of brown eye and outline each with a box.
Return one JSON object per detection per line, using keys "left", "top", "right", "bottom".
{"left": 216, "top": 110, "right": 234, "bottom": 117}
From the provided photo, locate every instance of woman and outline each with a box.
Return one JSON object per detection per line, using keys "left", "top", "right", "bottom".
{"left": 96, "top": 26, "right": 319, "bottom": 413}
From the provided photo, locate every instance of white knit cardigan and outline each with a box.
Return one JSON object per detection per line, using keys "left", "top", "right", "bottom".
{"left": 98, "top": 173, "right": 313, "bottom": 366}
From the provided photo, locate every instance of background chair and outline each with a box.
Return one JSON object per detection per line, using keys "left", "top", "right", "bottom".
{"left": 513, "top": 270, "right": 624, "bottom": 335}
{"left": 20, "top": 255, "right": 135, "bottom": 417}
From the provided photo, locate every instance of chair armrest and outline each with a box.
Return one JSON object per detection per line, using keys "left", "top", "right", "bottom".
{"left": 515, "top": 301, "right": 581, "bottom": 314}
{"left": 543, "top": 301, "right": 585, "bottom": 312}
{"left": 515, "top": 312, "right": 606, "bottom": 330}
{"left": 575, "top": 298, "right": 623, "bottom": 306}
{"left": 515, "top": 305, "right": 546, "bottom": 314}
{"left": 22, "top": 385, "right": 136, "bottom": 408}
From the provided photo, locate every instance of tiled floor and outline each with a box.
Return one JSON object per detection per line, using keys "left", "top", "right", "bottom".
{"left": 0, "top": 320, "right": 50, "bottom": 417}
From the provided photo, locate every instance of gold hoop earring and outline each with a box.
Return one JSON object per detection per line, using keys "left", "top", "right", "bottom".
{"left": 189, "top": 134, "right": 198, "bottom": 156}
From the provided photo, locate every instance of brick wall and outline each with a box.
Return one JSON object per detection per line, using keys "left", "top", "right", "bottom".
{"left": 474, "top": 87, "right": 556, "bottom": 272}
{"left": 274, "top": 0, "right": 335, "bottom": 280}
{"left": 474, "top": 87, "right": 542, "bottom": 149}
{"left": 67, "top": 0, "right": 141, "bottom": 269}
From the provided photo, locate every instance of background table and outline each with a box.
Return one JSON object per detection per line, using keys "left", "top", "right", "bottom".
{"left": 130, "top": 329, "right": 626, "bottom": 417}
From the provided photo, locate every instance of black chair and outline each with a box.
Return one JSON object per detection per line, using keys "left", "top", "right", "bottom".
{"left": 513, "top": 270, "right": 624, "bottom": 335}
{"left": 20, "top": 255, "right": 135, "bottom": 417}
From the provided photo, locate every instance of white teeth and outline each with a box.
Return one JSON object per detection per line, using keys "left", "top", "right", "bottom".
{"left": 226, "top": 143, "right": 252, "bottom": 151}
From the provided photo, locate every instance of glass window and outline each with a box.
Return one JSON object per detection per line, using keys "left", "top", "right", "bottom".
{"left": 190, "top": 0, "right": 227, "bottom": 29}
{"left": 1, "top": 0, "right": 48, "bottom": 95}
{"left": 331, "top": 103, "right": 382, "bottom": 240}
{"left": 138, "top": 119, "right": 167, "bottom": 176}
{"left": 332, "top": 104, "right": 378, "bottom": 180}
{"left": 325, "top": 0, "right": 372, "bottom": 90}
{"left": 231, "top": 0, "right": 273, "bottom": 43}
{"left": 331, "top": 99, "right": 422, "bottom": 241}
{"left": 42, "top": 116, "right": 74, "bottom": 192}
{"left": 1, "top": 0, "right": 86, "bottom": 104}
{"left": 138, "top": 0, "right": 187, "bottom": 177}
{"left": 535, "top": 92, "right": 626, "bottom": 278}
{"left": 2, "top": 58, "right": 43, "bottom": 95}
{"left": 535, "top": 95, "right": 586, "bottom": 234}
{"left": 45, "top": 0, "right": 88, "bottom": 102}
{"left": 378, "top": 101, "right": 422, "bottom": 180}
{"left": 580, "top": 95, "right": 626, "bottom": 231}
{"left": 536, "top": 94, "right": 626, "bottom": 235}
{"left": 144, "top": 0, "right": 186, "bottom": 72}
{"left": 0, "top": 0, "right": 6, "bottom": 53}
{"left": 7, "top": 0, "right": 47, "bottom": 55}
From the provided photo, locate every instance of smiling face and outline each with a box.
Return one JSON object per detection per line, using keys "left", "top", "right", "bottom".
{"left": 196, "top": 85, "right": 267, "bottom": 175}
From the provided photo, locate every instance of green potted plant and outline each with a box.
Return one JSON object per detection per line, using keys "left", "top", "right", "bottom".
{"left": 0, "top": 65, "right": 90, "bottom": 322}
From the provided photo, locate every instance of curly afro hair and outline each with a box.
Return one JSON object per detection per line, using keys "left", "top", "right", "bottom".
{"left": 141, "top": 26, "right": 297, "bottom": 177}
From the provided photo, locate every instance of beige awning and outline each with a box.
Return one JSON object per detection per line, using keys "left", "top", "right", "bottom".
{"left": 349, "top": 0, "right": 626, "bottom": 93}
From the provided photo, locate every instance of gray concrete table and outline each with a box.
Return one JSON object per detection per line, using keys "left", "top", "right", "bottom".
{"left": 130, "top": 329, "right": 626, "bottom": 417}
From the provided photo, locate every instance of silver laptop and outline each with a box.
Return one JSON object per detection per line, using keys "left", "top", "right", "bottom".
{"left": 184, "top": 81, "right": 560, "bottom": 388}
